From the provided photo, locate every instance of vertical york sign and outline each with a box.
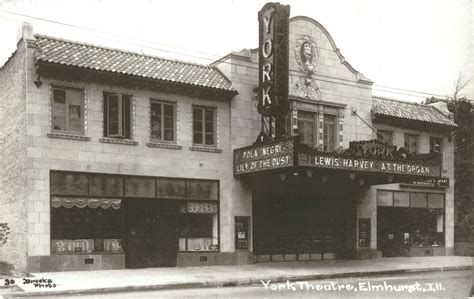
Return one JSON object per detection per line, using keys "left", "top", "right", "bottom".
{"left": 258, "top": 2, "right": 290, "bottom": 119}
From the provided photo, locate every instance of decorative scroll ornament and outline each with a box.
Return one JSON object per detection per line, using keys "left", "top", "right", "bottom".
{"left": 51, "top": 197, "right": 121, "bottom": 209}
{"left": 293, "top": 77, "right": 321, "bottom": 100}
{"left": 295, "top": 35, "right": 319, "bottom": 74}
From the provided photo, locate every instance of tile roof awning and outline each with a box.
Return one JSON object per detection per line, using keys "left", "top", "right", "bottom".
{"left": 34, "top": 35, "right": 237, "bottom": 96}
{"left": 372, "top": 96, "right": 457, "bottom": 129}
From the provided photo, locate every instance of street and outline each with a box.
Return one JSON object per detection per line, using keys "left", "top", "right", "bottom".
{"left": 45, "top": 270, "right": 472, "bottom": 298}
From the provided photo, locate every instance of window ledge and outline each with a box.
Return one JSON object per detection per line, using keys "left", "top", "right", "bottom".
{"left": 189, "top": 146, "right": 222, "bottom": 153}
{"left": 99, "top": 137, "right": 138, "bottom": 146}
{"left": 147, "top": 142, "right": 182, "bottom": 150}
{"left": 47, "top": 132, "right": 90, "bottom": 141}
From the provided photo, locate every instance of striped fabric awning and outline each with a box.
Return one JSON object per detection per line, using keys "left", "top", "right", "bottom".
{"left": 51, "top": 197, "right": 121, "bottom": 209}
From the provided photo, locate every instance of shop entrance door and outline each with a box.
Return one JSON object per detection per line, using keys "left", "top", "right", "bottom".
{"left": 124, "top": 199, "right": 178, "bottom": 268}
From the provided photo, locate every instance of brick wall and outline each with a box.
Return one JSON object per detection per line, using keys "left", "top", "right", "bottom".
{"left": 0, "top": 39, "right": 28, "bottom": 275}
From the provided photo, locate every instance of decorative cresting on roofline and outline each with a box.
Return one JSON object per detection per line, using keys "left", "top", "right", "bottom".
{"left": 33, "top": 34, "right": 237, "bottom": 96}
{"left": 290, "top": 16, "right": 373, "bottom": 85}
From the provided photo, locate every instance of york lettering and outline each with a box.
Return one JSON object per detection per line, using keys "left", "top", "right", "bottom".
{"left": 263, "top": 14, "right": 273, "bottom": 34}
{"left": 262, "top": 85, "right": 272, "bottom": 106}
{"left": 262, "top": 63, "right": 272, "bottom": 82}
{"left": 262, "top": 38, "right": 273, "bottom": 58}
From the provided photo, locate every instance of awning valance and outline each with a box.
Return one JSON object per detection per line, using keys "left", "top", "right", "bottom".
{"left": 51, "top": 197, "right": 121, "bottom": 209}
{"left": 179, "top": 202, "right": 217, "bottom": 214}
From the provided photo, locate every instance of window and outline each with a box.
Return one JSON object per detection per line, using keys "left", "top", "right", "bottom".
{"left": 430, "top": 137, "right": 443, "bottom": 153}
{"left": 323, "top": 114, "right": 337, "bottom": 151}
{"left": 410, "top": 192, "right": 428, "bottom": 208}
{"left": 51, "top": 205, "right": 123, "bottom": 253}
{"left": 377, "top": 130, "right": 393, "bottom": 145}
{"left": 377, "top": 190, "right": 393, "bottom": 206}
{"left": 193, "top": 106, "right": 215, "bottom": 145}
{"left": 178, "top": 202, "right": 218, "bottom": 252}
{"left": 404, "top": 134, "right": 419, "bottom": 154}
{"left": 51, "top": 86, "right": 84, "bottom": 133}
{"left": 178, "top": 180, "right": 219, "bottom": 252}
{"left": 150, "top": 100, "right": 175, "bottom": 142}
{"left": 103, "top": 93, "right": 132, "bottom": 139}
{"left": 297, "top": 110, "right": 316, "bottom": 146}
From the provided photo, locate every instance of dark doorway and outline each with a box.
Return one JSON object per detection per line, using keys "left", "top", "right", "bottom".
{"left": 253, "top": 192, "right": 345, "bottom": 260}
{"left": 124, "top": 199, "right": 178, "bottom": 268}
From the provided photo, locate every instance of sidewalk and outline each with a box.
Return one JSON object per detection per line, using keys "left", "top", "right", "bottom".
{"left": 3, "top": 256, "right": 472, "bottom": 297}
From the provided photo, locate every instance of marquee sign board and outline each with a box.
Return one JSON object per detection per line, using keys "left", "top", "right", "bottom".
{"left": 297, "top": 152, "right": 441, "bottom": 177}
{"left": 234, "top": 138, "right": 294, "bottom": 175}
{"left": 257, "top": 2, "right": 290, "bottom": 117}
{"left": 409, "top": 177, "right": 450, "bottom": 188}
{"left": 234, "top": 137, "right": 442, "bottom": 179}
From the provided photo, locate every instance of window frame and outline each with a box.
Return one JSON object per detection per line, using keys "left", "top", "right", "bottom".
{"left": 297, "top": 110, "right": 317, "bottom": 147}
{"left": 103, "top": 92, "right": 132, "bottom": 139}
{"left": 178, "top": 200, "right": 219, "bottom": 252}
{"left": 51, "top": 85, "right": 85, "bottom": 134}
{"left": 377, "top": 129, "right": 393, "bottom": 145}
{"left": 429, "top": 136, "right": 443, "bottom": 154}
{"left": 50, "top": 171, "right": 221, "bottom": 254}
{"left": 149, "top": 99, "right": 177, "bottom": 143}
{"left": 323, "top": 113, "right": 338, "bottom": 152}
{"left": 192, "top": 105, "right": 217, "bottom": 146}
{"left": 404, "top": 133, "right": 419, "bottom": 154}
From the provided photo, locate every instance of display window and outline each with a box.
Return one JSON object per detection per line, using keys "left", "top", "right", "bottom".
{"left": 178, "top": 201, "right": 218, "bottom": 252}
{"left": 50, "top": 171, "right": 220, "bottom": 255}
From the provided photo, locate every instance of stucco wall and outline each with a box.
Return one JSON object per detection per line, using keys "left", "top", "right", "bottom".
{"left": 24, "top": 41, "right": 235, "bottom": 259}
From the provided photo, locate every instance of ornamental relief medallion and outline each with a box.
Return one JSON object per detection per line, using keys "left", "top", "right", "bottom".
{"left": 292, "top": 35, "right": 321, "bottom": 101}
{"left": 295, "top": 35, "right": 319, "bottom": 74}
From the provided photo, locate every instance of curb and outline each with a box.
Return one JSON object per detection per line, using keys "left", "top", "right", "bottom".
{"left": 6, "top": 265, "right": 472, "bottom": 297}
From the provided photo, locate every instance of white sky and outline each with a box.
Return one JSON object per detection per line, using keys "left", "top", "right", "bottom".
{"left": 0, "top": 0, "right": 472, "bottom": 102}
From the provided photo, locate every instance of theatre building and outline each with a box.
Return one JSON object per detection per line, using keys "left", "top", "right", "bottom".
{"left": 0, "top": 3, "right": 456, "bottom": 275}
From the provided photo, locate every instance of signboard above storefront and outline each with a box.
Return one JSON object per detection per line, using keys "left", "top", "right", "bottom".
{"left": 234, "top": 138, "right": 442, "bottom": 179}
{"left": 407, "top": 177, "right": 450, "bottom": 188}
{"left": 297, "top": 152, "right": 441, "bottom": 177}
{"left": 234, "top": 138, "right": 294, "bottom": 175}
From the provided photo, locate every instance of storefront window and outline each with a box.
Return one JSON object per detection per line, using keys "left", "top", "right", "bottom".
{"left": 50, "top": 172, "right": 88, "bottom": 195}
{"left": 393, "top": 192, "right": 409, "bottom": 207}
{"left": 50, "top": 172, "right": 220, "bottom": 255}
{"left": 89, "top": 174, "right": 123, "bottom": 197}
{"left": 50, "top": 198, "right": 123, "bottom": 254}
{"left": 428, "top": 193, "right": 444, "bottom": 208}
{"left": 377, "top": 190, "right": 393, "bottom": 206}
{"left": 186, "top": 180, "right": 218, "bottom": 200}
{"left": 377, "top": 190, "right": 445, "bottom": 254}
{"left": 178, "top": 201, "right": 218, "bottom": 252}
{"left": 124, "top": 177, "right": 156, "bottom": 198}
{"left": 410, "top": 192, "right": 427, "bottom": 208}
